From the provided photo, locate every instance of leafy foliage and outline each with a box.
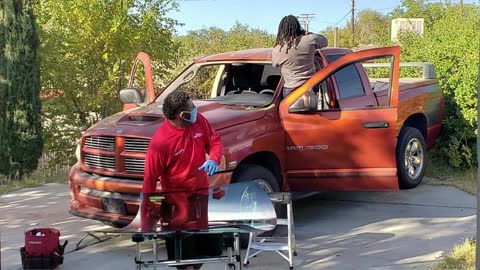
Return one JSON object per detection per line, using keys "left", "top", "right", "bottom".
{"left": 162, "top": 23, "right": 275, "bottom": 99}
{"left": 321, "top": 9, "right": 391, "bottom": 48}
{"left": 324, "top": 0, "right": 480, "bottom": 168}
{"left": 0, "top": 0, "right": 43, "bottom": 178}
{"left": 32, "top": 0, "right": 479, "bottom": 172}
{"left": 35, "top": 0, "right": 181, "bottom": 168}
{"left": 154, "top": 22, "right": 276, "bottom": 99}
{"left": 396, "top": 1, "right": 480, "bottom": 168}
{"left": 165, "top": 22, "right": 275, "bottom": 82}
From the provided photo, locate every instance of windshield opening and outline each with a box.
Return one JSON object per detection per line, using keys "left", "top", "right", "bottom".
{"left": 156, "top": 62, "right": 281, "bottom": 107}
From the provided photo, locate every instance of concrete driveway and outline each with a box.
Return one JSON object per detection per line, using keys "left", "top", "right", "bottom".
{"left": 0, "top": 182, "right": 475, "bottom": 270}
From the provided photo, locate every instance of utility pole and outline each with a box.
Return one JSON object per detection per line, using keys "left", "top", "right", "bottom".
{"left": 334, "top": 27, "right": 338, "bottom": 47}
{"left": 460, "top": 0, "right": 464, "bottom": 16}
{"left": 297, "top": 13, "right": 315, "bottom": 33}
{"left": 351, "top": 0, "right": 355, "bottom": 45}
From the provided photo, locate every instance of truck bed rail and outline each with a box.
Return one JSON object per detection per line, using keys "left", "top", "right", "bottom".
{"left": 363, "top": 62, "right": 436, "bottom": 80}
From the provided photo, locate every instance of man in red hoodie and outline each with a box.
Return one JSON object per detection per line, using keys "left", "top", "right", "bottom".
{"left": 142, "top": 90, "right": 224, "bottom": 270}
{"left": 143, "top": 90, "right": 223, "bottom": 194}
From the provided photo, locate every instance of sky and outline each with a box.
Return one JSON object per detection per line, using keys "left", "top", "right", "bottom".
{"left": 168, "top": 0, "right": 405, "bottom": 35}
{"left": 168, "top": 0, "right": 475, "bottom": 35}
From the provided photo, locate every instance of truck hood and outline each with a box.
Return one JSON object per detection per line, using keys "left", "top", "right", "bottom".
{"left": 85, "top": 100, "right": 267, "bottom": 138}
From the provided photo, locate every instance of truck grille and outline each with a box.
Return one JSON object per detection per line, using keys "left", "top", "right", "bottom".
{"left": 85, "top": 136, "right": 115, "bottom": 151}
{"left": 84, "top": 153, "right": 115, "bottom": 171}
{"left": 125, "top": 158, "right": 146, "bottom": 173}
{"left": 82, "top": 136, "right": 148, "bottom": 176}
{"left": 124, "top": 138, "right": 150, "bottom": 153}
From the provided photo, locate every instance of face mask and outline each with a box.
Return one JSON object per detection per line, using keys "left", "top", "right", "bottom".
{"left": 180, "top": 106, "right": 197, "bottom": 123}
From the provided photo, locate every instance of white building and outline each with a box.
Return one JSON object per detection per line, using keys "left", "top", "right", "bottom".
{"left": 391, "top": 18, "right": 424, "bottom": 42}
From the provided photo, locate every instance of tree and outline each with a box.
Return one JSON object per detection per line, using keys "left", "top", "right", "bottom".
{"left": 161, "top": 22, "right": 276, "bottom": 99}
{"left": 35, "top": 0, "right": 180, "bottom": 168}
{"left": 355, "top": 10, "right": 391, "bottom": 46}
{"left": 174, "top": 22, "right": 275, "bottom": 67}
{"left": 162, "top": 22, "right": 275, "bottom": 94}
{"left": 321, "top": 9, "right": 390, "bottom": 48}
{"left": 0, "top": 0, "right": 43, "bottom": 178}
{"left": 390, "top": 0, "right": 446, "bottom": 29}
{"left": 321, "top": 0, "right": 480, "bottom": 168}
{"left": 397, "top": 2, "right": 480, "bottom": 167}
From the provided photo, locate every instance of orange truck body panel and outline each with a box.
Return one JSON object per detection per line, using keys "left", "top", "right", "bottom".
{"left": 69, "top": 46, "right": 444, "bottom": 225}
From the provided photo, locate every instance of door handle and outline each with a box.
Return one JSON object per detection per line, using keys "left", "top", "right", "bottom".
{"left": 363, "top": 122, "right": 389, "bottom": 128}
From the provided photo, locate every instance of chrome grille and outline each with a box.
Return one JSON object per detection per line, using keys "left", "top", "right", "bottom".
{"left": 125, "top": 158, "right": 145, "bottom": 173}
{"left": 124, "top": 138, "right": 150, "bottom": 152}
{"left": 84, "top": 154, "right": 115, "bottom": 171}
{"left": 85, "top": 136, "right": 115, "bottom": 151}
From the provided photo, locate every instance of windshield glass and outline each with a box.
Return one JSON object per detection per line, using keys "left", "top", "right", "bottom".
{"left": 156, "top": 62, "right": 281, "bottom": 106}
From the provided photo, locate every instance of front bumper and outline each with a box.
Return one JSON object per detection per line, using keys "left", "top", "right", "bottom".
{"left": 68, "top": 163, "right": 233, "bottom": 225}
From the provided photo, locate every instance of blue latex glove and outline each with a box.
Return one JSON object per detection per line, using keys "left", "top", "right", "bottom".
{"left": 198, "top": 160, "right": 219, "bottom": 176}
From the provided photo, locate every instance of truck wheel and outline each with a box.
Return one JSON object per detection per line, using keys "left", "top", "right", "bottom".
{"left": 397, "top": 127, "right": 426, "bottom": 189}
{"left": 231, "top": 164, "right": 282, "bottom": 248}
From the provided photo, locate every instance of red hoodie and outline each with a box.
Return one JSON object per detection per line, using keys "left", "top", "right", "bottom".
{"left": 142, "top": 113, "right": 223, "bottom": 193}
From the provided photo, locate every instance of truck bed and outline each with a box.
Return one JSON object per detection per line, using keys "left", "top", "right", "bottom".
{"left": 372, "top": 78, "right": 438, "bottom": 107}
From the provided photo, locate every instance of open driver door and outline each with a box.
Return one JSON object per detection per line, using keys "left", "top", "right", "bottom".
{"left": 120, "top": 52, "right": 156, "bottom": 111}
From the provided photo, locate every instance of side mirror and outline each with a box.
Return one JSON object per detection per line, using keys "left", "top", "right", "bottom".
{"left": 119, "top": 88, "right": 143, "bottom": 104}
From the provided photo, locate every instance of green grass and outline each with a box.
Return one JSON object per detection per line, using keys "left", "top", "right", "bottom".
{"left": 424, "top": 158, "right": 477, "bottom": 195}
{"left": 0, "top": 171, "right": 67, "bottom": 195}
{"left": 432, "top": 239, "right": 476, "bottom": 270}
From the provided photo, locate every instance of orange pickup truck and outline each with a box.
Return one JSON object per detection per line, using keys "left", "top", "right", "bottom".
{"left": 68, "top": 46, "right": 444, "bottom": 227}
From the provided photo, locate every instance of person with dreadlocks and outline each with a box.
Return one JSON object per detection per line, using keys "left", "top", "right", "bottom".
{"left": 272, "top": 15, "right": 328, "bottom": 98}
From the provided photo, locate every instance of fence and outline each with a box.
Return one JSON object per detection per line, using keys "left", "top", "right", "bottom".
{"left": 36, "top": 151, "right": 73, "bottom": 178}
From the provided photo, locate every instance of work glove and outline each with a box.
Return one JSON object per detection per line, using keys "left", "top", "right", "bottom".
{"left": 198, "top": 160, "right": 219, "bottom": 176}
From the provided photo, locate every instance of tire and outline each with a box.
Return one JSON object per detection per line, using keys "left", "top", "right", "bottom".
{"left": 230, "top": 164, "right": 282, "bottom": 248}
{"left": 396, "top": 127, "right": 426, "bottom": 189}
{"left": 102, "top": 221, "right": 127, "bottom": 228}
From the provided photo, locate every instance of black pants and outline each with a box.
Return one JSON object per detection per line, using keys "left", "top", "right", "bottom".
{"left": 165, "top": 234, "right": 223, "bottom": 269}
{"left": 162, "top": 193, "right": 222, "bottom": 269}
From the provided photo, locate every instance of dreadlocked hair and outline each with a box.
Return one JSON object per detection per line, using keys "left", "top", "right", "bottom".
{"left": 162, "top": 90, "right": 190, "bottom": 120}
{"left": 275, "top": 15, "right": 302, "bottom": 53}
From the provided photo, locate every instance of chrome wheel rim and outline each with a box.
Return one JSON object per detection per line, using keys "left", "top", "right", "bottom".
{"left": 253, "top": 179, "right": 274, "bottom": 193}
{"left": 404, "top": 138, "right": 424, "bottom": 179}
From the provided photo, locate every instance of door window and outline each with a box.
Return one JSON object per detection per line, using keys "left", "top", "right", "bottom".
{"left": 178, "top": 65, "right": 221, "bottom": 99}
{"left": 288, "top": 54, "right": 395, "bottom": 112}
{"left": 326, "top": 54, "right": 365, "bottom": 99}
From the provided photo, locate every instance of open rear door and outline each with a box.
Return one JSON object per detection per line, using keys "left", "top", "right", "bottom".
{"left": 123, "top": 52, "right": 156, "bottom": 111}
{"left": 279, "top": 46, "right": 401, "bottom": 191}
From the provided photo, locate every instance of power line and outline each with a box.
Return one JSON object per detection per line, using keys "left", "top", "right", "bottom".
{"left": 333, "top": 10, "right": 351, "bottom": 27}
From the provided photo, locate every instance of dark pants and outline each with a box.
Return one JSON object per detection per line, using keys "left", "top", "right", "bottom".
{"left": 283, "top": 85, "right": 319, "bottom": 98}
{"left": 162, "top": 193, "right": 223, "bottom": 269}
{"left": 165, "top": 234, "right": 224, "bottom": 269}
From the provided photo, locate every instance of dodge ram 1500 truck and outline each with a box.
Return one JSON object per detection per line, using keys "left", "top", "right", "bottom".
{"left": 68, "top": 46, "right": 444, "bottom": 227}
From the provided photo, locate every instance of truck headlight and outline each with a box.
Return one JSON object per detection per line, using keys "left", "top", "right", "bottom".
{"left": 75, "top": 141, "right": 81, "bottom": 162}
